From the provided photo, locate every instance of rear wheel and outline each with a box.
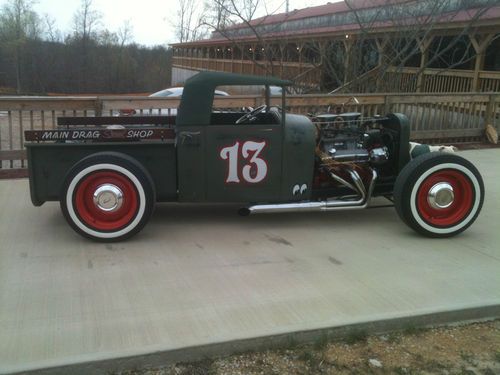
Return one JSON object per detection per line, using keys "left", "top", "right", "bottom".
{"left": 60, "top": 152, "right": 155, "bottom": 241}
{"left": 394, "top": 153, "right": 484, "bottom": 237}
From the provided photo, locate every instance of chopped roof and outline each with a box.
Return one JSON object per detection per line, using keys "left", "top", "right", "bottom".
{"left": 177, "top": 71, "right": 291, "bottom": 126}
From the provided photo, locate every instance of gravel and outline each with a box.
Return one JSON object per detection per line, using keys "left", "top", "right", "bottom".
{"left": 115, "top": 320, "right": 500, "bottom": 375}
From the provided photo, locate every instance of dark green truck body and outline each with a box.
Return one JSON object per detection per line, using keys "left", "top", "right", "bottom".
{"left": 27, "top": 70, "right": 481, "bottom": 242}
{"left": 27, "top": 142, "right": 177, "bottom": 206}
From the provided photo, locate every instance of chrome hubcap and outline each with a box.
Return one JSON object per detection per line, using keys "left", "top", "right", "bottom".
{"left": 93, "top": 184, "right": 123, "bottom": 212}
{"left": 427, "top": 182, "right": 454, "bottom": 209}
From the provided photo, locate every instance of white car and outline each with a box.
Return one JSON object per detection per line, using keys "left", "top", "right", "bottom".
{"left": 119, "top": 87, "right": 229, "bottom": 116}
{"left": 151, "top": 87, "right": 230, "bottom": 98}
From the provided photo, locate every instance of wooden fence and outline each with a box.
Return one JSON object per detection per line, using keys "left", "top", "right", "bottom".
{"left": 383, "top": 67, "right": 500, "bottom": 93}
{"left": 174, "top": 56, "right": 500, "bottom": 94}
{"left": 335, "top": 67, "right": 500, "bottom": 94}
{"left": 1, "top": 93, "right": 498, "bottom": 178}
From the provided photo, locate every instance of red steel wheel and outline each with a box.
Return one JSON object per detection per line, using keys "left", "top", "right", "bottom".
{"left": 394, "top": 153, "right": 484, "bottom": 238}
{"left": 74, "top": 171, "right": 139, "bottom": 232}
{"left": 61, "top": 152, "right": 155, "bottom": 242}
{"left": 415, "top": 169, "right": 474, "bottom": 228}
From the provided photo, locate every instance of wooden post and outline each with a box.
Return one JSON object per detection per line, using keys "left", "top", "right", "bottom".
{"left": 94, "top": 98, "right": 103, "bottom": 117}
{"left": 384, "top": 94, "right": 390, "bottom": 114}
{"left": 222, "top": 47, "right": 226, "bottom": 72}
{"left": 375, "top": 38, "right": 389, "bottom": 91}
{"left": 241, "top": 46, "right": 245, "bottom": 74}
{"left": 318, "top": 40, "right": 327, "bottom": 66}
{"left": 470, "top": 33, "right": 495, "bottom": 92}
{"left": 484, "top": 94, "right": 495, "bottom": 128}
{"left": 298, "top": 43, "right": 304, "bottom": 67}
{"left": 416, "top": 36, "right": 433, "bottom": 92}
{"left": 343, "top": 38, "right": 353, "bottom": 85}
{"left": 318, "top": 40, "right": 328, "bottom": 91}
{"left": 375, "top": 38, "right": 389, "bottom": 67}
{"left": 279, "top": 44, "right": 285, "bottom": 78}
{"left": 251, "top": 44, "right": 256, "bottom": 75}
{"left": 473, "top": 53, "right": 486, "bottom": 92}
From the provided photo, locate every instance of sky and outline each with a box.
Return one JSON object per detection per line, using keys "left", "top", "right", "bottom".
{"left": 0, "top": 0, "right": 335, "bottom": 46}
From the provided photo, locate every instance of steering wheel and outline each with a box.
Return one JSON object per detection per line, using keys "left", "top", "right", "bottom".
{"left": 235, "top": 105, "right": 267, "bottom": 124}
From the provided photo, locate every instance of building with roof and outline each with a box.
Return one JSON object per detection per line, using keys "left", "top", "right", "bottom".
{"left": 171, "top": 0, "right": 500, "bottom": 93}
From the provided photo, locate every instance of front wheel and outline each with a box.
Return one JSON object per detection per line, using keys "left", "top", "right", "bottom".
{"left": 60, "top": 152, "right": 155, "bottom": 242}
{"left": 394, "top": 153, "right": 484, "bottom": 238}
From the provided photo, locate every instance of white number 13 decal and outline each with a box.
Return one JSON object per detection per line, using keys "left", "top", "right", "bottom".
{"left": 220, "top": 141, "right": 268, "bottom": 184}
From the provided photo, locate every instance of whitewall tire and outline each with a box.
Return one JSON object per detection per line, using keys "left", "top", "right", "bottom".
{"left": 394, "top": 153, "right": 484, "bottom": 238}
{"left": 60, "top": 152, "right": 155, "bottom": 241}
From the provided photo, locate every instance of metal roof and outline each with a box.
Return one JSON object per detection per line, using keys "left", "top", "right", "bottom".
{"left": 171, "top": 2, "right": 500, "bottom": 48}
{"left": 225, "top": 0, "right": 412, "bottom": 30}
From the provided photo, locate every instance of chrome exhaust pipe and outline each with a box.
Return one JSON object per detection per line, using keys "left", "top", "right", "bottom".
{"left": 329, "top": 170, "right": 358, "bottom": 193}
{"left": 246, "top": 170, "right": 377, "bottom": 214}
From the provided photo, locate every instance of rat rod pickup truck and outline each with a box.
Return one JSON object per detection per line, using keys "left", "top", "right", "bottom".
{"left": 25, "top": 72, "right": 484, "bottom": 241}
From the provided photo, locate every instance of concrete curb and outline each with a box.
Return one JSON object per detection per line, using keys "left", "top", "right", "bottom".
{"left": 6, "top": 303, "right": 500, "bottom": 375}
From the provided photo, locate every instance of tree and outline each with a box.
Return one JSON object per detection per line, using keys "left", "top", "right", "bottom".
{"left": 175, "top": 0, "right": 209, "bottom": 43}
{"left": 117, "top": 20, "right": 133, "bottom": 48}
{"left": 173, "top": 0, "right": 262, "bottom": 43}
{"left": 72, "top": 0, "right": 101, "bottom": 42}
{"left": 236, "top": 0, "right": 260, "bottom": 21}
{"left": 0, "top": 0, "right": 173, "bottom": 94}
{"left": 43, "top": 14, "right": 62, "bottom": 42}
{"left": 0, "top": 0, "right": 41, "bottom": 93}
{"left": 70, "top": 0, "right": 102, "bottom": 91}
{"left": 196, "top": 0, "right": 302, "bottom": 85}
{"left": 203, "top": 0, "right": 231, "bottom": 31}
{"left": 197, "top": 0, "right": 499, "bottom": 92}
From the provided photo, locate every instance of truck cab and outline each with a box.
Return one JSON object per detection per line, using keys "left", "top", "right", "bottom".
{"left": 174, "top": 72, "right": 315, "bottom": 204}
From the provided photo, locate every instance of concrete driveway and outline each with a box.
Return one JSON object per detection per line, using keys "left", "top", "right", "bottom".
{"left": 1, "top": 149, "right": 499, "bottom": 374}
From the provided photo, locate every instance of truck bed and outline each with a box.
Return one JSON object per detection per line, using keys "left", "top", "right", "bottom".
{"left": 25, "top": 116, "right": 178, "bottom": 206}
{"left": 26, "top": 142, "right": 177, "bottom": 206}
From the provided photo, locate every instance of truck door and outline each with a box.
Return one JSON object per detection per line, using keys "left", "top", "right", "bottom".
{"left": 205, "top": 122, "right": 283, "bottom": 202}
{"left": 177, "top": 126, "right": 206, "bottom": 202}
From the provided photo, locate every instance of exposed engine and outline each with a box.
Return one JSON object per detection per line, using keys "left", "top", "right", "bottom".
{"left": 313, "top": 112, "right": 392, "bottom": 196}
{"left": 317, "top": 113, "right": 390, "bottom": 167}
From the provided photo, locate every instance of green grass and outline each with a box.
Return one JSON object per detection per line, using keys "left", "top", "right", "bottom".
{"left": 345, "top": 329, "right": 368, "bottom": 344}
{"left": 298, "top": 350, "right": 315, "bottom": 363}
{"left": 460, "top": 351, "right": 476, "bottom": 365}
{"left": 386, "top": 332, "right": 402, "bottom": 343}
{"left": 313, "top": 333, "right": 329, "bottom": 350}
{"left": 481, "top": 368, "right": 497, "bottom": 375}
{"left": 494, "top": 351, "right": 500, "bottom": 363}
{"left": 402, "top": 323, "right": 426, "bottom": 335}
{"left": 285, "top": 335, "right": 299, "bottom": 351}
{"left": 177, "top": 358, "right": 215, "bottom": 375}
{"left": 392, "top": 367, "right": 409, "bottom": 375}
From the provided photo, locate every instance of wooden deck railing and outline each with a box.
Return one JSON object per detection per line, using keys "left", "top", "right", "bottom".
{"left": 173, "top": 56, "right": 321, "bottom": 88}
{"left": 384, "top": 67, "right": 500, "bottom": 93}
{"left": 173, "top": 56, "right": 500, "bottom": 94}
{"left": 334, "top": 67, "right": 500, "bottom": 94}
{"left": 1, "top": 93, "right": 498, "bottom": 178}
